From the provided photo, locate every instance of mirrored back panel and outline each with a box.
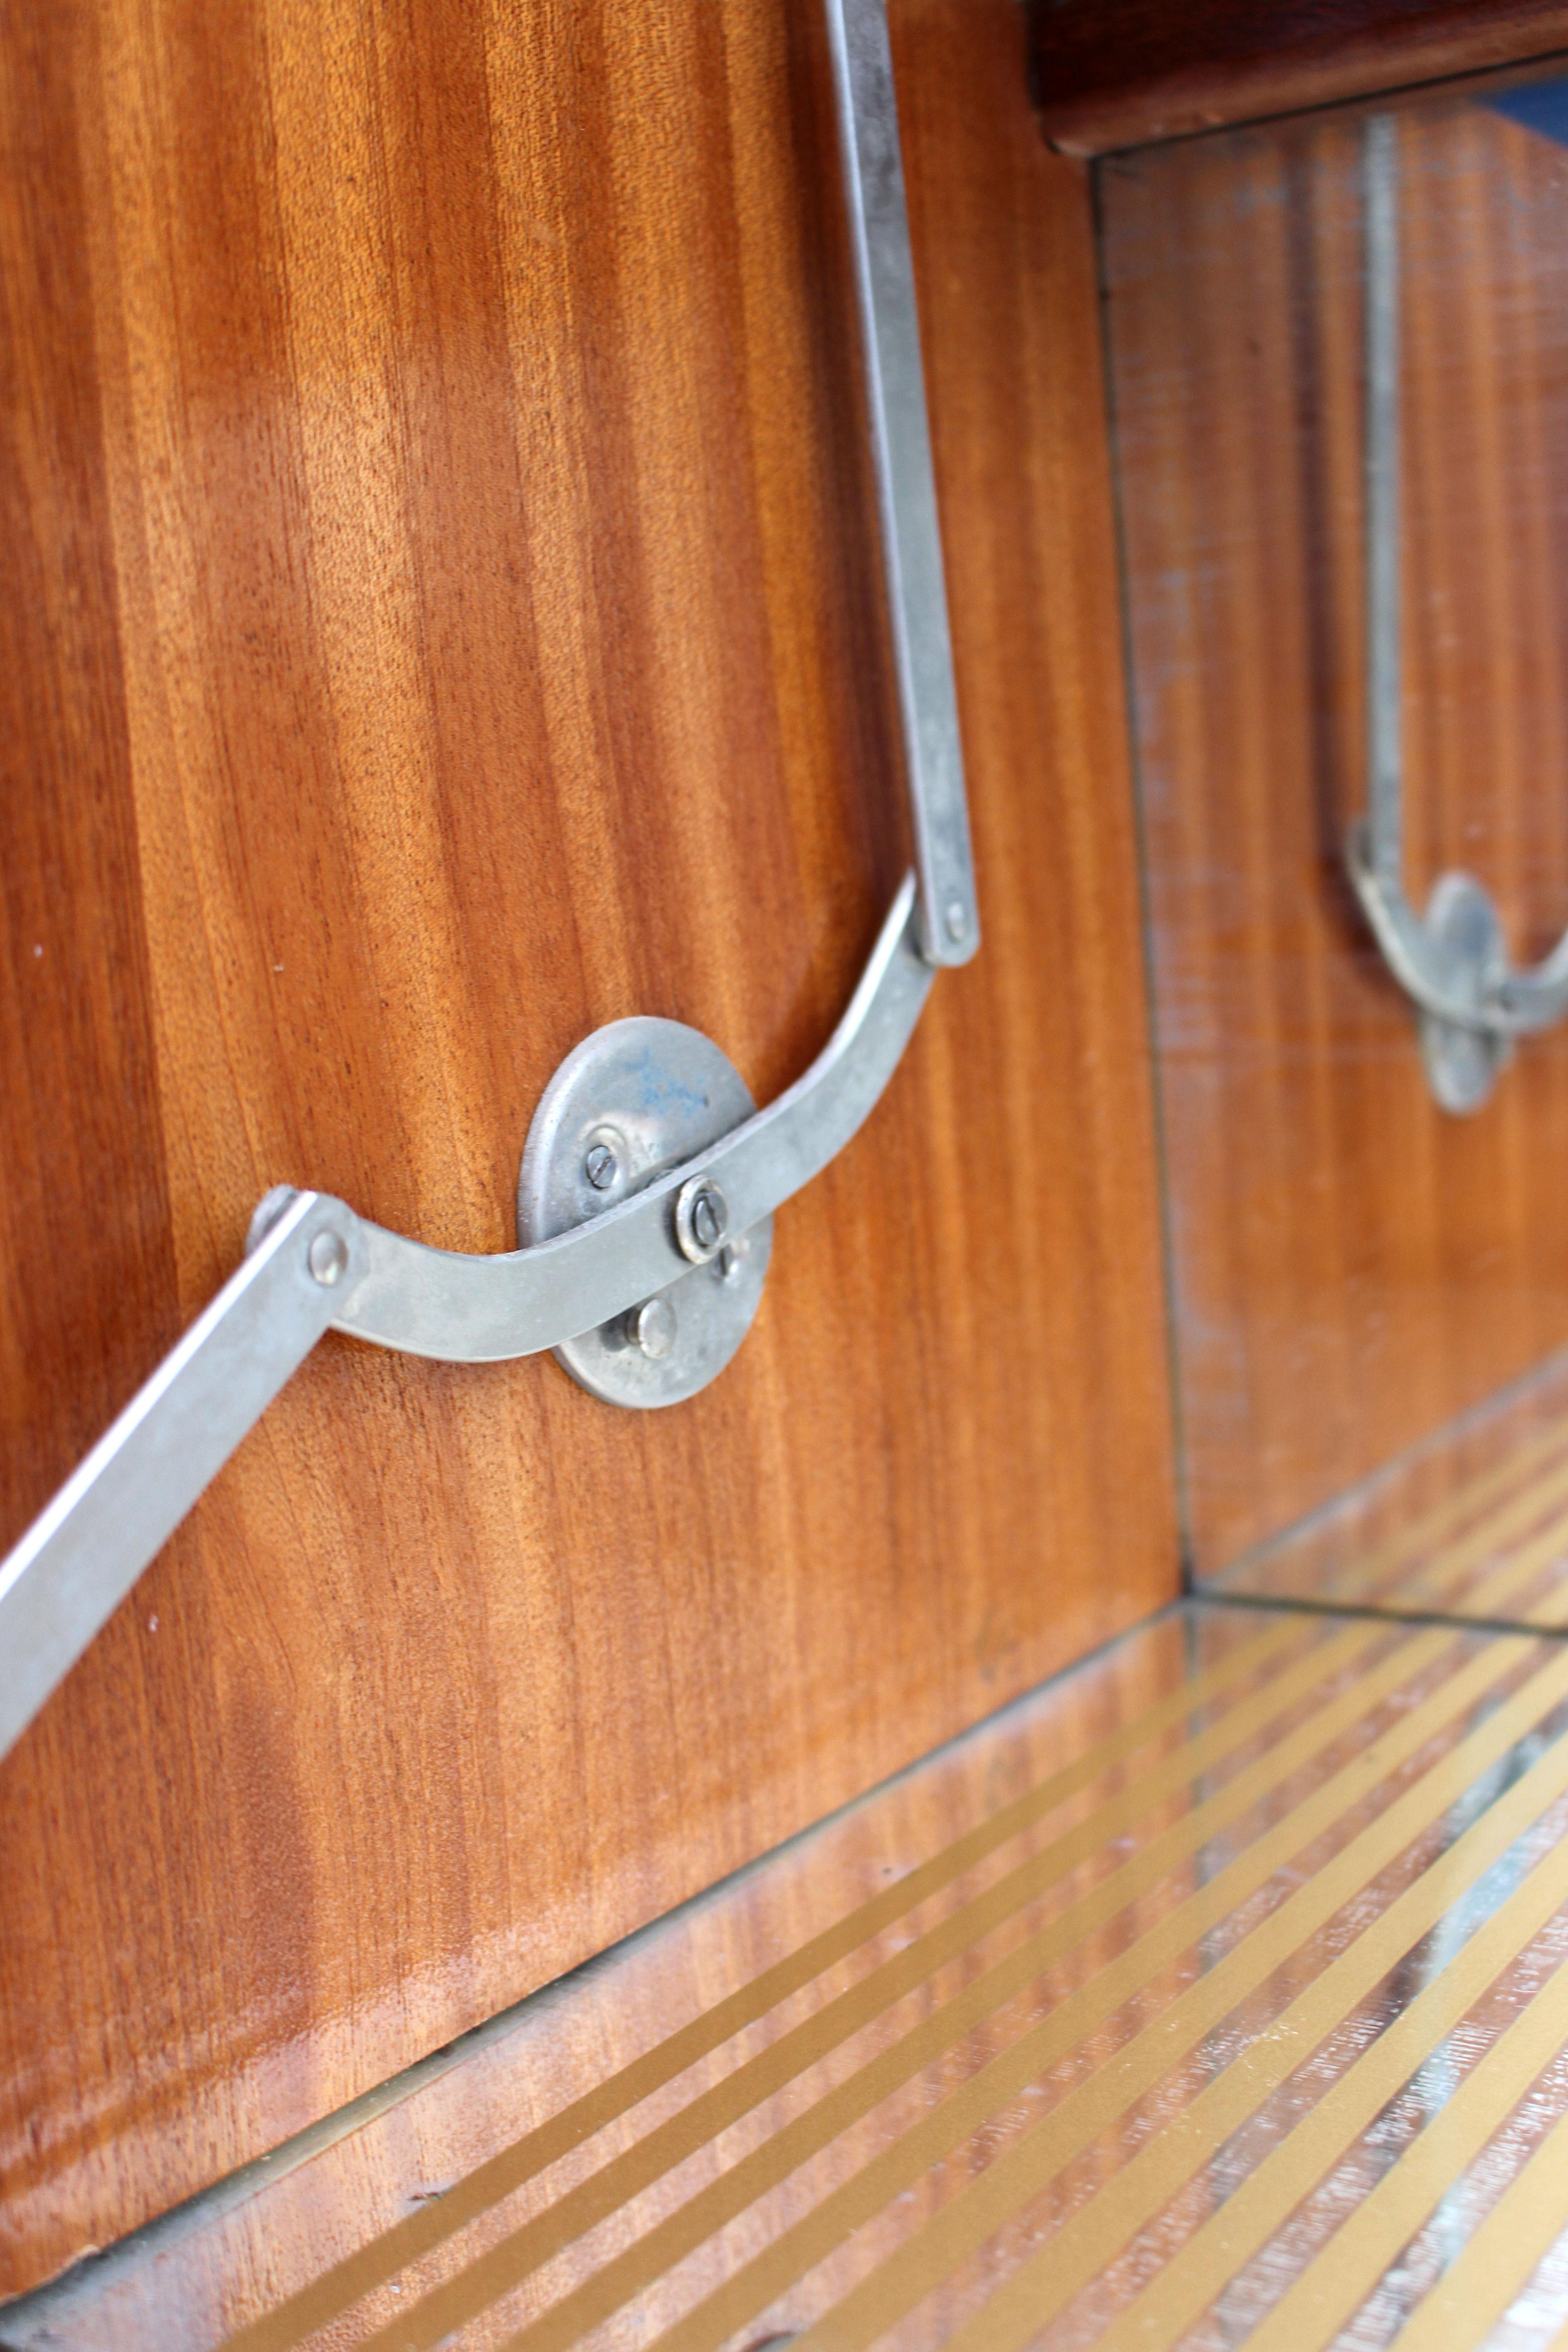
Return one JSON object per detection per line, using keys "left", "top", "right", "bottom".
{"left": 1102, "top": 65, "right": 1568, "bottom": 1609}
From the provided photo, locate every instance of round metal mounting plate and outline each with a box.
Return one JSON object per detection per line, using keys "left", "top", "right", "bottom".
{"left": 1418, "top": 871, "right": 1514, "bottom": 1116}
{"left": 517, "top": 1016, "right": 773, "bottom": 1409}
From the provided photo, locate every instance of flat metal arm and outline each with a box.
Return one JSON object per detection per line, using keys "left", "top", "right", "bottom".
{"left": 0, "top": 1192, "right": 364, "bottom": 1761}
{"left": 828, "top": 0, "right": 976, "bottom": 967}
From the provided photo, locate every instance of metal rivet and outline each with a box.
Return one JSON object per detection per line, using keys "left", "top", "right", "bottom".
{"left": 627, "top": 1296, "right": 677, "bottom": 1359}
{"left": 308, "top": 1230, "right": 349, "bottom": 1288}
{"left": 675, "top": 1176, "right": 729, "bottom": 1266}
{"left": 584, "top": 1141, "right": 618, "bottom": 1191}
{"left": 945, "top": 900, "right": 968, "bottom": 943}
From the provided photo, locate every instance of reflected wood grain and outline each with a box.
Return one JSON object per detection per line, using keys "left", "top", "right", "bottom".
{"left": 1103, "top": 84, "right": 1568, "bottom": 1580}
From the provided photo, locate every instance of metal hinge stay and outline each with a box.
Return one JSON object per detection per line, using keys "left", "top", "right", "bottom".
{"left": 0, "top": 0, "right": 977, "bottom": 1764}
{"left": 1348, "top": 111, "right": 1568, "bottom": 1112}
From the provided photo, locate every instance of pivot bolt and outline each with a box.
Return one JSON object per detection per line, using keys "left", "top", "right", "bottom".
{"left": 308, "top": 1230, "right": 349, "bottom": 1287}
{"left": 945, "top": 900, "right": 968, "bottom": 944}
{"left": 627, "top": 1296, "right": 677, "bottom": 1359}
{"left": 584, "top": 1140, "right": 618, "bottom": 1191}
{"left": 675, "top": 1176, "right": 729, "bottom": 1265}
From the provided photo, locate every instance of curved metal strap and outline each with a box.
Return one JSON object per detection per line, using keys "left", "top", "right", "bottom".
{"left": 1349, "top": 111, "right": 1568, "bottom": 1055}
{"left": 1348, "top": 823, "right": 1568, "bottom": 1037}
{"left": 336, "top": 876, "right": 931, "bottom": 1362}
{"left": 0, "top": 0, "right": 969, "bottom": 1762}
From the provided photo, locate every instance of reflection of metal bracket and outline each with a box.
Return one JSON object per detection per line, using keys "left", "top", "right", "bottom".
{"left": 1349, "top": 112, "right": 1568, "bottom": 1113}
{"left": 0, "top": 0, "right": 974, "bottom": 1762}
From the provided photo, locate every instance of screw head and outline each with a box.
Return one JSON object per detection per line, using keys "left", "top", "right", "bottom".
{"left": 627, "top": 1295, "right": 677, "bottom": 1359}
{"left": 308, "top": 1230, "right": 349, "bottom": 1287}
{"left": 584, "top": 1140, "right": 618, "bottom": 1191}
{"left": 692, "top": 1189, "right": 724, "bottom": 1253}
{"left": 944, "top": 900, "right": 968, "bottom": 944}
{"left": 675, "top": 1176, "right": 729, "bottom": 1265}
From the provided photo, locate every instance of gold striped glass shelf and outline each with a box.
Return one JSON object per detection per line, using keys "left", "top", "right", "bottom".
{"left": 1212, "top": 1347, "right": 1568, "bottom": 1627}
{"left": 8, "top": 1598, "right": 1568, "bottom": 2350}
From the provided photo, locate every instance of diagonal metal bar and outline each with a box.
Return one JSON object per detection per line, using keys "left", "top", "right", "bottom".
{"left": 0, "top": 1191, "right": 358, "bottom": 1760}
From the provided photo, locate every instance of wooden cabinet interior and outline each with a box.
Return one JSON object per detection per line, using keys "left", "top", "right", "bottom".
{"left": 0, "top": 0, "right": 1176, "bottom": 2293}
{"left": 20, "top": 0, "right": 1568, "bottom": 2304}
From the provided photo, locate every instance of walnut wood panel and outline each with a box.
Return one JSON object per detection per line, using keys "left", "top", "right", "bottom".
{"left": 1101, "top": 82, "right": 1568, "bottom": 1580}
{"left": 0, "top": 0, "right": 1176, "bottom": 2296}
{"left": 1028, "top": 0, "right": 1568, "bottom": 155}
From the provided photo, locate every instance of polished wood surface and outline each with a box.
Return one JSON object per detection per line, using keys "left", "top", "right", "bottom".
{"left": 0, "top": 0, "right": 1176, "bottom": 2294}
{"left": 1029, "top": 0, "right": 1568, "bottom": 155}
{"left": 15, "top": 1598, "right": 1568, "bottom": 2352}
{"left": 1102, "top": 81, "right": 1568, "bottom": 1581}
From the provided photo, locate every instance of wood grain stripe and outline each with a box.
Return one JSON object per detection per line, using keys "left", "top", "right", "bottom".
{"left": 1107, "top": 92, "right": 1568, "bottom": 1582}
{"left": 0, "top": 0, "right": 1180, "bottom": 2284}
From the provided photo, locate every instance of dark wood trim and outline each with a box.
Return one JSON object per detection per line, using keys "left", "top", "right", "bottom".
{"left": 1028, "top": 0, "right": 1568, "bottom": 153}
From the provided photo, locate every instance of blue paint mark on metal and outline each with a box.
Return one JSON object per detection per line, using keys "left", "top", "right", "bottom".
{"left": 630, "top": 1051, "right": 710, "bottom": 1118}
{"left": 1486, "top": 77, "right": 1568, "bottom": 151}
